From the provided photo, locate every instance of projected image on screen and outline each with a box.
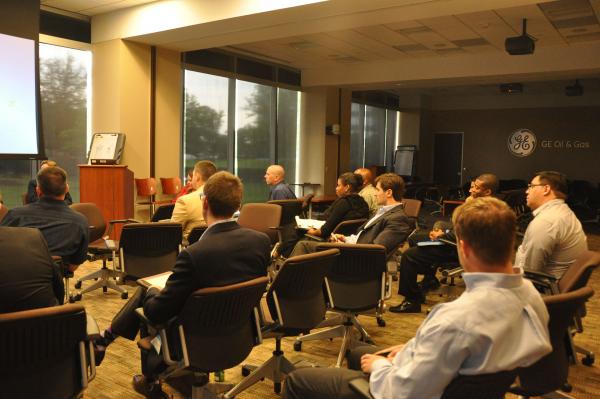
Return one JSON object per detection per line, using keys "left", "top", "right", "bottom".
{"left": 0, "top": 32, "right": 39, "bottom": 155}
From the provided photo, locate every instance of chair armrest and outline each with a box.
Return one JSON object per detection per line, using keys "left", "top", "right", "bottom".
{"left": 86, "top": 313, "right": 101, "bottom": 339}
{"left": 523, "top": 269, "right": 559, "bottom": 294}
{"left": 523, "top": 269, "right": 558, "bottom": 282}
{"left": 304, "top": 233, "right": 325, "bottom": 242}
{"left": 349, "top": 378, "right": 373, "bottom": 399}
{"left": 109, "top": 218, "right": 141, "bottom": 225}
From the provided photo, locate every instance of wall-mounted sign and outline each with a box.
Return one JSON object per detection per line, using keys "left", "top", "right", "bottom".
{"left": 507, "top": 128, "right": 536, "bottom": 157}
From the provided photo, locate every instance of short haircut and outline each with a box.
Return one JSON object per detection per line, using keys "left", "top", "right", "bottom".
{"left": 536, "top": 171, "right": 568, "bottom": 199}
{"left": 476, "top": 173, "right": 499, "bottom": 194}
{"left": 37, "top": 166, "right": 68, "bottom": 197}
{"left": 203, "top": 171, "right": 243, "bottom": 217}
{"left": 375, "top": 173, "right": 405, "bottom": 201}
{"left": 452, "top": 197, "right": 516, "bottom": 266}
{"left": 339, "top": 172, "right": 362, "bottom": 193}
{"left": 194, "top": 160, "right": 217, "bottom": 182}
{"left": 40, "top": 160, "right": 57, "bottom": 168}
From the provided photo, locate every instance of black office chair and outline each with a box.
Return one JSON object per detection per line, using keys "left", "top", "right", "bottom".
{"left": 135, "top": 277, "right": 269, "bottom": 399}
{"left": 268, "top": 199, "right": 304, "bottom": 258}
{"left": 186, "top": 225, "right": 208, "bottom": 246}
{"left": 294, "top": 243, "right": 388, "bottom": 366}
{"left": 151, "top": 203, "right": 175, "bottom": 222}
{"left": 225, "top": 249, "right": 340, "bottom": 396}
{"left": 0, "top": 304, "right": 99, "bottom": 398}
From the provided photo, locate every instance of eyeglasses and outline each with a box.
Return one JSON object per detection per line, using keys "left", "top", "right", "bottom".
{"left": 527, "top": 183, "right": 547, "bottom": 189}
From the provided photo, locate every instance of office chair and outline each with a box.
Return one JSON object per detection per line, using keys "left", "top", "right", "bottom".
{"left": 304, "top": 218, "right": 368, "bottom": 242}
{"left": 151, "top": 203, "right": 175, "bottom": 222}
{"left": 0, "top": 304, "right": 99, "bottom": 398}
{"left": 268, "top": 199, "right": 304, "bottom": 257}
{"left": 509, "top": 286, "right": 595, "bottom": 399}
{"left": 135, "top": 178, "right": 171, "bottom": 217}
{"left": 237, "top": 203, "right": 282, "bottom": 248}
{"left": 386, "top": 199, "right": 422, "bottom": 279}
{"left": 226, "top": 249, "right": 340, "bottom": 396}
{"left": 186, "top": 225, "right": 208, "bottom": 246}
{"left": 524, "top": 250, "right": 600, "bottom": 366}
{"left": 350, "top": 369, "right": 517, "bottom": 399}
{"left": 294, "top": 243, "right": 388, "bottom": 366}
{"left": 160, "top": 177, "right": 182, "bottom": 197}
{"left": 0, "top": 203, "right": 7, "bottom": 223}
{"left": 135, "top": 277, "right": 269, "bottom": 399}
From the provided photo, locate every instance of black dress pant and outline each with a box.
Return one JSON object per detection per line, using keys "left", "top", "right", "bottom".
{"left": 283, "top": 345, "right": 379, "bottom": 399}
{"left": 398, "top": 244, "right": 458, "bottom": 302}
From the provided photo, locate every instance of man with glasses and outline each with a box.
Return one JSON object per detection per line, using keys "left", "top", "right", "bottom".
{"left": 515, "top": 171, "right": 587, "bottom": 278}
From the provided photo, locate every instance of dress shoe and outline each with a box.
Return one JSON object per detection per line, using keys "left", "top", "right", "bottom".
{"left": 132, "top": 375, "right": 170, "bottom": 399}
{"left": 418, "top": 277, "right": 441, "bottom": 293}
{"left": 389, "top": 301, "right": 421, "bottom": 314}
{"left": 92, "top": 329, "right": 117, "bottom": 366}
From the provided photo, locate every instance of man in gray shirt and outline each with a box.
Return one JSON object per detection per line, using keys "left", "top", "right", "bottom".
{"left": 515, "top": 171, "right": 587, "bottom": 278}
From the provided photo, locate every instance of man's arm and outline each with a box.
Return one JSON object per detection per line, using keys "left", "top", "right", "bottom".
{"left": 369, "top": 323, "right": 469, "bottom": 399}
{"left": 372, "top": 214, "right": 413, "bottom": 255}
{"left": 170, "top": 197, "right": 188, "bottom": 226}
{"left": 143, "top": 250, "right": 197, "bottom": 325}
{"left": 51, "top": 260, "right": 65, "bottom": 304}
{"left": 515, "top": 219, "right": 554, "bottom": 272}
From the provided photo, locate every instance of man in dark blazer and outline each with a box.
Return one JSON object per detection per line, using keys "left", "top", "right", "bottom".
{"left": 97, "top": 171, "right": 271, "bottom": 399}
{"left": 0, "top": 227, "right": 64, "bottom": 313}
{"left": 290, "top": 173, "right": 412, "bottom": 258}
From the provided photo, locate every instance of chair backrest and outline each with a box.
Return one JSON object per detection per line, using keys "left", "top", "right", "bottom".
{"left": 187, "top": 225, "right": 208, "bottom": 245}
{"left": 402, "top": 198, "right": 422, "bottom": 218}
{"left": 178, "top": 277, "right": 269, "bottom": 372}
{"left": 441, "top": 370, "right": 517, "bottom": 399}
{"left": 237, "top": 203, "right": 282, "bottom": 245}
{"left": 0, "top": 203, "right": 8, "bottom": 223}
{"left": 135, "top": 178, "right": 158, "bottom": 197}
{"left": 558, "top": 250, "right": 600, "bottom": 293}
{"left": 515, "top": 286, "right": 594, "bottom": 395}
{"left": 119, "top": 222, "right": 182, "bottom": 278}
{"left": 301, "top": 193, "right": 314, "bottom": 217}
{"left": 70, "top": 202, "right": 107, "bottom": 242}
{"left": 316, "top": 243, "right": 387, "bottom": 312}
{"left": 0, "top": 304, "right": 88, "bottom": 398}
{"left": 151, "top": 203, "right": 176, "bottom": 222}
{"left": 160, "top": 177, "right": 182, "bottom": 196}
{"left": 332, "top": 218, "right": 368, "bottom": 236}
{"left": 268, "top": 199, "right": 303, "bottom": 225}
{"left": 266, "top": 249, "right": 340, "bottom": 333}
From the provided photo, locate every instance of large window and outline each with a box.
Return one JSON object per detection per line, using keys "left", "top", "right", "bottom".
{"left": 0, "top": 43, "right": 90, "bottom": 208}
{"left": 183, "top": 69, "right": 301, "bottom": 203}
{"left": 350, "top": 103, "right": 398, "bottom": 171}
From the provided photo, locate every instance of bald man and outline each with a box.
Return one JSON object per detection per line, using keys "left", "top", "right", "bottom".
{"left": 355, "top": 168, "right": 378, "bottom": 217}
{"left": 265, "top": 165, "right": 296, "bottom": 200}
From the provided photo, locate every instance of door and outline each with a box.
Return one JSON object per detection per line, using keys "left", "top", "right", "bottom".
{"left": 433, "top": 132, "right": 463, "bottom": 187}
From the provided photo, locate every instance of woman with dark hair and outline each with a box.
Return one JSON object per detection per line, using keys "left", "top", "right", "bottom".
{"left": 306, "top": 172, "right": 369, "bottom": 239}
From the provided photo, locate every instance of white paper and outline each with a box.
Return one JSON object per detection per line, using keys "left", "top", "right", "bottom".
{"left": 89, "top": 133, "right": 119, "bottom": 160}
{"left": 295, "top": 216, "right": 326, "bottom": 230}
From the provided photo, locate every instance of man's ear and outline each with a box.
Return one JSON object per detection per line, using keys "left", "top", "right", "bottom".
{"left": 35, "top": 185, "right": 42, "bottom": 197}
{"left": 65, "top": 183, "right": 70, "bottom": 193}
{"left": 458, "top": 238, "right": 470, "bottom": 259}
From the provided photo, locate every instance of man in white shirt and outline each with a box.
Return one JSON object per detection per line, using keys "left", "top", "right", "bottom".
{"left": 170, "top": 160, "right": 217, "bottom": 241}
{"left": 283, "top": 197, "right": 551, "bottom": 399}
{"left": 355, "top": 168, "right": 378, "bottom": 217}
{"left": 515, "top": 171, "right": 587, "bottom": 278}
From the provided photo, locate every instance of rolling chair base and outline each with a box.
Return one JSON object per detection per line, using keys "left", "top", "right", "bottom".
{"left": 74, "top": 266, "right": 128, "bottom": 300}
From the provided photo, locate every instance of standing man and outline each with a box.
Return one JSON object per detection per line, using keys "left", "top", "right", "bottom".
{"left": 391, "top": 173, "right": 499, "bottom": 313}
{"left": 265, "top": 164, "right": 296, "bottom": 200}
{"left": 355, "top": 168, "right": 378, "bottom": 217}
{"left": 290, "top": 173, "right": 412, "bottom": 258}
{"left": 515, "top": 171, "right": 587, "bottom": 278}
{"left": 171, "top": 160, "right": 217, "bottom": 241}
{"left": 283, "top": 197, "right": 551, "bottom": 399}
{"left": 1, "top": 165, "right": 88, "bottom": 271}
{"left": 96, "top": 172, "right": 271, "bottom": 397}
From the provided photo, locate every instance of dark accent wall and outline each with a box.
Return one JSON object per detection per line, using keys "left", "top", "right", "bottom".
{"left": 0, "top": 0, "right": 39, "bottom": 39}
{"left": 419, "top": 107, "right": 599, "bottom": 183}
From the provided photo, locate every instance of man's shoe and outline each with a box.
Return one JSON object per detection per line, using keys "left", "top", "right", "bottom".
{"left": 92, "top": 329, "right": 117, "bottom": 366}
{"left": 389, "top": 301, "right": 421, "bottom": 313}
{"left": 132, "top": 375, "right": 170, "bottom": 399}
{"left": 418, "top": 277, "right": 441, "bottom": 293}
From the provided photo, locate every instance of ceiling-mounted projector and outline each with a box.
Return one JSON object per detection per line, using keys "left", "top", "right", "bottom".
{"left": 505, "top": 19, "right": 535, "bottom": 55}
{"left": 565, "top": 80, "right": 583, "bottom": 96}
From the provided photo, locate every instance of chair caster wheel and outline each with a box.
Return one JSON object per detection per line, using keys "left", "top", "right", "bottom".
{"left": 241, "top": 365, "right": 251, "bottom": 377}
{"left": 103, "top": 286, "right": 108, "bottom": 293}
{"left": 582, "top": 353, "right": 595, "bottom": 366}
{"left": 562, "top": 382, "right": 572, "bottom": 393}
{"left": 274, "top": 382, "right": 281, "bottom": 394}
{"left": 377, "top": 318, "right": 386, "bottom": 327}
{"left": 121, "top": 292, "right": 128, "bottom": 299}
{"left": 74, "top": 281, "right": 82, "bottom": 289}
{"left": 294, "top": 341, "right": 302, "bottom": 352}
{"left": 69, "top": 293, "right": 82, "bottom": 303}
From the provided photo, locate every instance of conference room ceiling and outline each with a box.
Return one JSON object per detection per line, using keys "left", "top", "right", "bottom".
{"left": 41, "top": 0, "right": 157, "bottom": 16}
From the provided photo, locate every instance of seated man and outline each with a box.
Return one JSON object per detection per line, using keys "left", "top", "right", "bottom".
{"left": 515, "top": 171, "right": 587, "bottom": 278}
{"left": 97, "top": 171, "right": 271, "bottom": 399}
{"left": 355, "top": 167, "right": 378, "bottom": 217}
{"left": 391, "top": 173, "right": 499, "bottom": 313}
{"left": 265, "top": 164, "right": 296, "bottom": 200}
{"left": 0, "top": 227, "right": 64, "bottom": 313}
{"left": 1, "top": 166, "right": 88, "bottom": 271}
{"left": 170, "top": 160, "right": 217, "bottom": 241}
{"left": 290, "top": 173, "right": 412, "bottom": 258}
{"left": 284, "top": 197, "right": 551, "bottom": 399}
{"left": 26, "top": 160, "right": 73, "bottom": 205}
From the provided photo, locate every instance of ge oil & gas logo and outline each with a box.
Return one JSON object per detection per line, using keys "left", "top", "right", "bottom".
{"left": 507, "top": 128, "right": 536, "bottom": 157}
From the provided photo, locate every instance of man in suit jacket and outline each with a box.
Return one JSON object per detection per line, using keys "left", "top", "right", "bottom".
{"left": 98, "top": 172, "right": 271, "bottom": 399}
{"left": 0, "top": 227, "right": 64, "bottom": 313}
{"left": 290, "top": 173, "right": 412, "bottom": 258}
{"left": 170, "top": 160, "right": 217, "bottom": 241}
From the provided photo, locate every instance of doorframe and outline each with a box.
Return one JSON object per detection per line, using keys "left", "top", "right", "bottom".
{"left": 432, "top": 131, "right": 464, "bottom": 186}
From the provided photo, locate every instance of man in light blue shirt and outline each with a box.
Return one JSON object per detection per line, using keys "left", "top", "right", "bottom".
{"left": 283, "top": 197, "right": 551, "bottom": 399}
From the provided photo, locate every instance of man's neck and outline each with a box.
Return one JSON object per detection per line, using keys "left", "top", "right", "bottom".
{"left": 40, "top": 194, "right": 65, "bottom": 201}
{"left": 465, "top": 261, "right": 514, "bottom": 274}
{"left": 206, "top": 214, "right": 233, "bottom": 226}
{"left": 385, "top": 199, "right": 402, "bottom": 207}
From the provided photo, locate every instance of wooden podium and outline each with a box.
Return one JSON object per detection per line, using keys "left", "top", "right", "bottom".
{"left": 79, "top": 165, "right": 134, "bottom": 239}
